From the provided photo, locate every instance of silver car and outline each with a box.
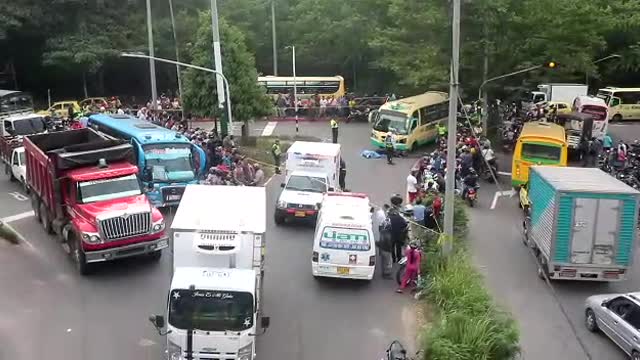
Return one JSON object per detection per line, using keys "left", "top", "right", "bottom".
{"left": 585, "top": 292, "right": 640, "bottom": 360}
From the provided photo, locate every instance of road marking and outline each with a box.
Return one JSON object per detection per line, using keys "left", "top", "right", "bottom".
{"left": 497, "top": 171, "right": 511, "bottom": 176}
{"left": 264, "top": 174, "right": 276, "bottom": 186}
{"left": 8, "top": 192, "right": 28, "bottom": 201}
{"left": 261, "top": 121, "right": 277, "bottom": 136}
{"left": 490, "top": 190, "right": 516, "bottom": 210}
{"left": 1, "top": 211, "right": 34, "bottom": 223}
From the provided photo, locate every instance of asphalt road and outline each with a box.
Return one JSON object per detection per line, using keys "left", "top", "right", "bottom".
{"left": 468, "top": 121, "right": 640, "bottom": 360}
{"left": 0, "top": 120, "right": 419, "bottom": 360}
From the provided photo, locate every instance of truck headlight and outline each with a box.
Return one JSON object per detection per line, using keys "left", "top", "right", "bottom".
{"left": 237, "top": 342, "right": 253, "bottom": 360}
{"left": 152, "top": 221, "right": 165, "bottom": 233}
{"left": 167, "top": 340, "right": 182, "bottom": 360}
{"left": 81, "top": 232, "right": 101, "bottom": 243}
{"left": 276, "top": 200, "right": 287, "bottom": 209}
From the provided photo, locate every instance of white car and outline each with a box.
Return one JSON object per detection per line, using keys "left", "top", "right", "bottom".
{"left": 585, "top": 292, "right": 640, "bottom": 360}
{"left": 274, "top": 170, "right": 329, "bottom": 225}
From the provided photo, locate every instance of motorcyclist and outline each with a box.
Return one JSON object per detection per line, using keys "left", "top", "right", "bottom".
{"left": 462, "top": 168, "right": 479, "bottom": 199}
{"left": 459, "top": 147, "right": 474, "bottom": 177}
{"left": 481, "top": 144, "right": 497, "bottom": 171}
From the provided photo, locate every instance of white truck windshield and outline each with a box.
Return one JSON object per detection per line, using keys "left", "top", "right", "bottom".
{"left": 77, "top": 174, "right": 142, "bottom": 203}
{"left": 286, "top": 175, "right": 327, "bottom": 193}
{"left": 169, "top": 290, "right": 254, "bottom": 331}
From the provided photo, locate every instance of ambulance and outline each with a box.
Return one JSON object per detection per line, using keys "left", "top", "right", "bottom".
{"left": 274, "top": 141, "right": 341, "bottom": 225}
{"left": 311, "top": 192, "right": 376, "bottom": 280}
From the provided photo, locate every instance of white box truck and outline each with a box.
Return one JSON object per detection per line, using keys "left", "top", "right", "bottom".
{"left": 526, "top": 83, "right": 588, "bottom": 107}
{"left": 274, "top": 141, "right": 341, "bottom": 225}
{"left": 149, "top": 184, "right": 270, "bottom": 360}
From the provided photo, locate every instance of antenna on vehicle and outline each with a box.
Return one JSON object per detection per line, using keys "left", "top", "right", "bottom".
{"left": 97, "top": 158, "right": 108, "bottom": 168}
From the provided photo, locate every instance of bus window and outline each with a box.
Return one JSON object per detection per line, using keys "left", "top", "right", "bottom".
{"left": 610, "top": 97, "right": 621, "bottom": 107}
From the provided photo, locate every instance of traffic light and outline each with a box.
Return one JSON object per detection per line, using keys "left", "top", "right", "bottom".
{"left": 544, "top": 61, "right": 557, "bottom": 69}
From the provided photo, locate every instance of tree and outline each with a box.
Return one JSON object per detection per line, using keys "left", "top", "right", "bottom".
{"left": 182, "top": 11, "right": 272, "bottom": 137}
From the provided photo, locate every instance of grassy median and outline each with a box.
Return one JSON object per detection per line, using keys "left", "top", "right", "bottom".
{"left": 417, "top": 198, "right": 520, "bottom": 360}
{"left": 238, "top": 135, "right": 321, "bottom": 180}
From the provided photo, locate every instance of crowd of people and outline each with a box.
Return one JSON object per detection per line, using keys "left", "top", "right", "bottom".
{"left": 272, "top": 92, "right": 396, "bottom": 119}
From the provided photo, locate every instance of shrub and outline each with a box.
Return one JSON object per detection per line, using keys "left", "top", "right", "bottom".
{"left": 418, "top": 199, "right": 520, "bottom": 360}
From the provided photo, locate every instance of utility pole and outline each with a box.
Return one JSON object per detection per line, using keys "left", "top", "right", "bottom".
{"left": 271, "top": 0, "right": 278, "bottom": 76}
{"left": 168, "top": 0, "right": 185, "bottom": 122}
{"left": 443, "top": 0, "right": 461, "bottom": 255}
{"left": 210, "top": 0, "right": 227, "bottom": 135}
{"left": 481, "top": 24, "right": 489, "bottom": 134}
{"left": 145, "top": 0, "right": 158, "bottom": 110}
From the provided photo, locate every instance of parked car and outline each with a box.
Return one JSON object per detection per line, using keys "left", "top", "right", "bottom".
{"left": 585, "top": 292, "right": 640, "bottom": 359}
{"left": 36, "top": 101, "right": 81, "bottom": 118}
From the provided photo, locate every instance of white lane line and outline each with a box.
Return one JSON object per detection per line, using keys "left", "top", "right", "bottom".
{"left": 498, "top": 171, "right": 512, "bottom": 176}
{"left": 264, "top": 174, "right": 276, "bottom": 186}
{"left": 261, "top": 122, "right": 278, "bottom": 136}
{"left": 490, "top": 190, "right": 516, "bottom": 210}
{"left": 1, "top": 211, "right": 34, "bottom": 223}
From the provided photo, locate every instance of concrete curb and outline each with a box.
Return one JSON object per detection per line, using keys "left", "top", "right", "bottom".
{"left": 0, "top": 221, "right": 23, "bottom": 245}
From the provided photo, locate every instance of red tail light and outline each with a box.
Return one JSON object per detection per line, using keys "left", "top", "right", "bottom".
{"left": 312, "top": 251, "right": 319, "bottom": 262}
{"left": 369, "top": 255, "right": 376, "bottom": 266}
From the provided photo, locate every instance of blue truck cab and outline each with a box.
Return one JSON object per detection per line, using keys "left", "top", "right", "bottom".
{"left": 525, "top": 166, "right": 640, "bottom": 282}
{"left": 87, "top": 114, "right": 207, "bottom": 207}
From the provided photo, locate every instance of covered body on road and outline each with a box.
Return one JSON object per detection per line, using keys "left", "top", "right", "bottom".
{"left": 525, "top": 166, "right": 639, "bottom": 281}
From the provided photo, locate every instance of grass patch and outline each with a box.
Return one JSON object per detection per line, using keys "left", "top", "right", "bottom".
{"left": 0, "top": 222, "right": 21, "bottom": 245}
{"left": 417, "top": 198, "right": 520, "bottom": 360}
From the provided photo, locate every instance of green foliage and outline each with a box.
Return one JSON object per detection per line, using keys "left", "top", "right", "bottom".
{"left": 182, "top": 11, "right": 272, "bottom": 130}
{"left": 417, "top": 198, "right": 519, "bottom": 360}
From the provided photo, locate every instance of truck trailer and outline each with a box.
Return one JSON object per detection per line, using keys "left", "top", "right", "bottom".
{"left": 150, "top": 184, "right": 269, "bottom": 360}
{"left": 24, "top": 128, "right": 169, "bottom": 275}
{"left": 523, "top": 166, "right": 639, "bottom": 281}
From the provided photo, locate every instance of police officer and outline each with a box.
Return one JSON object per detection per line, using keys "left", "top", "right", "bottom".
{"left": 271, "top": 139, "right": 282, "bottom": 174}
{"left": 330, "top": 118, "right": 339, "bottom": 143}
{"left": 437, "top": 123, "right": 447, "bottom": 142}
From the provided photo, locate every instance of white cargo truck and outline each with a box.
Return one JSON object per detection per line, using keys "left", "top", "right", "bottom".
{"left": 149, "top": 184, "right": 270, "bottom": 360}
{"left": 526, "top": 83, "right": 588, "bottom": 107}
{"left": 274, "top": 141, "right": 341, "bottom": 225}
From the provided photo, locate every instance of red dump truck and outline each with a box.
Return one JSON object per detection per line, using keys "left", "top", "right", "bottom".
{"left": 25, "top": 128, "right": 169, "bottom": 275}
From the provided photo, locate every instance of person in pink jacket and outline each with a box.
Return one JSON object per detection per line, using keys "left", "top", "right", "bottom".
{"left": 397, "top": 241, "right": 422, "bottom": 293}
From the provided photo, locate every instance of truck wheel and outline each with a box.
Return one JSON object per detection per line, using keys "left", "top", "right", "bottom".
{"left": 4, "top": 165, "right": 13, "bottom": 181}
{"left": 39, "top": 203, "right": 53, "bottom": 234}
{"left": 274, "top": 213, "right": 285, "bottom": 225}
{"left": 522, "top": 220, "right": 529, "bottom": 246}
{"left": 71, "top": 234, "right": 92, "bottom": 276}
{"left": 537, "top": 254, "right": 548, "bottom": 280}
{"left": 31, "top": 194, "right": 41, "bottom": 223}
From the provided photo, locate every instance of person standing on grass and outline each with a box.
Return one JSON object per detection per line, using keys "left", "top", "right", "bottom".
{"left": 271, "top": 139, "right": 282, "bottom": 174}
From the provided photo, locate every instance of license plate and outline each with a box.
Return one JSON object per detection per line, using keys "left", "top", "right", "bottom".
{"left": 294, "top": 211, "right": 306, "bottom": 217}
{"left": 167, "top": 195, "right": 181, "bottom": 201}
{"left": 337, "top": 267, "right": 350, "bottom": 275}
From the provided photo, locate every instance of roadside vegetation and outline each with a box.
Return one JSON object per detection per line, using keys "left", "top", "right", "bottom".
{"left": 417, "top": 197, "right": 520, "bottom": 359}
{"left": 238, "top": 135, "right": 321, "bottom": 180}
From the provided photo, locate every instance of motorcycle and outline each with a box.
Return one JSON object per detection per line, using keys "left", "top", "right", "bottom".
{"left": 463, "top": 186, "right": 478, "bottom": 207}
{"left": 382, "top": 340, "right": 421, "bottom": 360}
{"left": 480, "top": 159, "right": 498, "bottom": 183}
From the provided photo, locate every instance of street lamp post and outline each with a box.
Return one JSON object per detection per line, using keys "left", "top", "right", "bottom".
{"left": 286, "top": 45, "right": 298, "bottom": 134}
{"left": 271, "top": 1, "right": 278, "bottom": 75}
{"left": 478, "top": 64, "right": 544, "bottom": 130}
{"left": 121, "top": 53, "right": 233, "bottom": 135}
{"left": 586, "top": 54, "right": 621, "bottom": 87}
{"left": 145, "top": 0, "right": 158, "bottom": 109}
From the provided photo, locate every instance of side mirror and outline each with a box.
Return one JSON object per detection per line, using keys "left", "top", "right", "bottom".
{"left": 316, "top": 202, "right": 322, "bottom": 210}
{"left": 149, "top": 314, "right": 165, "bottom": 329}
{"left": 142, "top": 166, "right": 153, "bottom": 182}
{"left": 601, "top": 300, "right": 609, "bottom": 307}
{"left": 261, "top": 316, "right": 271, "bottom": 329}
{"left": 280, "top": 183, "right": 285, "bottom": 188}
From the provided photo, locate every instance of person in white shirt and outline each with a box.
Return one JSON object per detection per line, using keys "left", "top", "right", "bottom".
{"left": 406, "top": 171, "right": 418, "bottom": 204}
{"left": 116, "top": 107, "right": 125, "bottom": 115}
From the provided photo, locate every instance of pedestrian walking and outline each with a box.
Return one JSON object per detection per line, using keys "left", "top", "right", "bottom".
{"left": 271, "top": 139, "right": 282, "bottom": 174}
{"left": 330, "top": 118, "right": 339, "bottom": 143}
{"left": 375, "top": 206, "right": 393, "bottom": 279}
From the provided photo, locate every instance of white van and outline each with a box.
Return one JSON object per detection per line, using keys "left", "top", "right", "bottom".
{"left": 311, "top": 192, "right": 376, "bottom": 280}
{"left": 275, "top": 141, "right": 341, "bottom": 225}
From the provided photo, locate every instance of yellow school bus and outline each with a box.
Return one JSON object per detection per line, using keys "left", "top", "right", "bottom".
{"left": 369, "top": 91, "right": 448, "bottom": 151}
{"left": 512, "top": 121, "right": 568, "bottom": 188}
